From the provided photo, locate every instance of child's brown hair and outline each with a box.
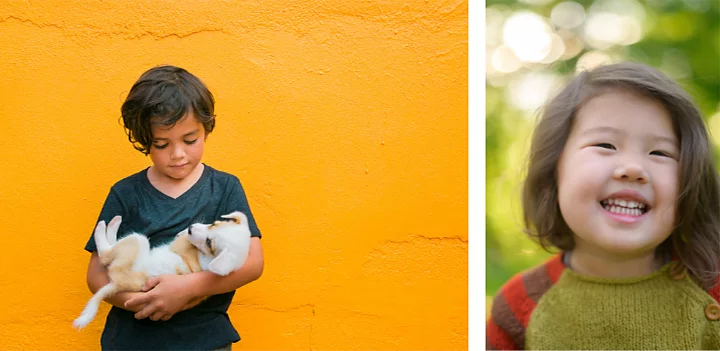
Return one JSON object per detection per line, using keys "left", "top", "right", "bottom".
{"left": 121, "top": 65, "right": 216, "bottom": 155}
{"left": 522, "top": 62, "right": 720, "bottom": 288}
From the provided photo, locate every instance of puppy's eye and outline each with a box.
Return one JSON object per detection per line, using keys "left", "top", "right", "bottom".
{"left": 205, "top": 238, "right": 212, "bottom": 248}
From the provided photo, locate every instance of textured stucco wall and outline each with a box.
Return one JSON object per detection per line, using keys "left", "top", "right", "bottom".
{"left": 0, "top": 1, "right": 467, "bottom": 349}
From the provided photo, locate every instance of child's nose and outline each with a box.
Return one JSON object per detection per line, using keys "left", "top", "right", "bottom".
{"left": 613, "top": 163, "right": 648, "bottom": 183}
{"left": 171, "top": 144, "right": 186, "bottom": 159}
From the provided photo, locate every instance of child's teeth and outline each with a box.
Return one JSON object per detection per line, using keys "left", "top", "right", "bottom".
{"left": 605, "top": 204, "right": 645, "bottom": 216}
{"left": 604, "top": 198, "right": 647, "bottom": 211}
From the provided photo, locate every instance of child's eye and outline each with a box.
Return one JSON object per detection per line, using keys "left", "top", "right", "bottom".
{"left": 153, "top": 143, "right": 168, "bottom": 149}
{"left": 184, "top": 139, "right": 199, "bottom": 145}
{"left": 650, "top": 150, "right": 673, "bottom": 158}
{"left": 593, "top": 143, "right": 616, "bottom": 150}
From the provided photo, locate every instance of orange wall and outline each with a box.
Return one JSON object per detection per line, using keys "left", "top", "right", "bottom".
{"left": 0, "top": 1, "right": 468, "bottom": 349}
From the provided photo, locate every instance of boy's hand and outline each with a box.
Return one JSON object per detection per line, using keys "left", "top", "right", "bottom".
{"left": 124, "top": 274, "right": 200, "bottom": 321}
{"left": 119, "top": 291, "right": 148, "bottom": 313}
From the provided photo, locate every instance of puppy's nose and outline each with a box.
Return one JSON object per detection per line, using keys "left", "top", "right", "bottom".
{"left": 188, "top": 226, "right": 193, "bottom": 235}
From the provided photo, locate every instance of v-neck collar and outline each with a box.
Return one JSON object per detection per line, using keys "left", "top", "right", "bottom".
{"left": 141, "top": 164, "right": 210, "bottom": 201}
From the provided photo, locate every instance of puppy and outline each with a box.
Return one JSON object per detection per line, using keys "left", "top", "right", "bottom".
{"left": 73, "top": 211, "right": 251, "bottom": 329}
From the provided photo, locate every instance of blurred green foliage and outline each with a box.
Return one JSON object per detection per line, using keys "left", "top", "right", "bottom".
{"left": 486, "top": 0, "right": 720, "bottom": 298}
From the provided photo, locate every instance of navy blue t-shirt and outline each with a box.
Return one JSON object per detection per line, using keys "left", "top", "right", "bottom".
{"left": 84, "top": 164, "right": 261, "bottom": 350}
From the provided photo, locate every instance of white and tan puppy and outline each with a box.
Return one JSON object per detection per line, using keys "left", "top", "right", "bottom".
{"left": 73, "top": 211, "right": 251, "bottom": 329}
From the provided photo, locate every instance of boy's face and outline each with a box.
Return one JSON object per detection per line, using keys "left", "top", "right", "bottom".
{"left": 149, "top": 112, "right": 206, "bottom": 181}
{"left": 556, "top": 90, "right": 679, "bottom": 265}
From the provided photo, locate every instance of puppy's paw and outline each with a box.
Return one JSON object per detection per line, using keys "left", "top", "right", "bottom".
{"left": 95, "top": 220, "right": 106, "bottom": 232}
{"left": 209, "top": 253, "right": 237, "bottom": 276}
{"left": 209, "top": 265, "right": 233, "bottom": 276}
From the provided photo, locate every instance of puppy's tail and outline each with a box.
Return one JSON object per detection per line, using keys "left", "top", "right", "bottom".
{"left": 73, "top": 283, "right": 118, "bottom": 330}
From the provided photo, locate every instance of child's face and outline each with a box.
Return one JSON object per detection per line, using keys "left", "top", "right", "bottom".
{"left": 148, "top": 112, "right": 206, "bottom": 181}
{"left": 556, "top": 90, "right": 679, "bottom": 260}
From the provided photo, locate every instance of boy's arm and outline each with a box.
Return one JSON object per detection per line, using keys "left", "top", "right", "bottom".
{"left": 125, "top": 237, "right": 264, "bottom": 321}
{"left": 86, "top": 252, "right": 147, "bottom": 312}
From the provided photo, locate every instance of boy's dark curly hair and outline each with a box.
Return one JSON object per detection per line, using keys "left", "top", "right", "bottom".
{"left": 121, "top": 65, "right": 216, "bottom": 155}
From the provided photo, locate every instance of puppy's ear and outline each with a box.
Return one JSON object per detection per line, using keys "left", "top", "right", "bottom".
{"left": 209, "top": 249, "right": 241, "bottom": 276}
{"left": 221, "top": 211, "right": 247, "bottom": 224}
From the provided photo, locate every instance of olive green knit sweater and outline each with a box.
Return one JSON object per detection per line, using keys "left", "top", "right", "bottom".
{"left": 526, "top": 263, "right": 720, "bottom": 350}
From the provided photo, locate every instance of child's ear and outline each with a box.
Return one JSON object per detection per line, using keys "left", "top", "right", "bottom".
{"left": 209, "top": 249, "right": 239, "bottom": 276}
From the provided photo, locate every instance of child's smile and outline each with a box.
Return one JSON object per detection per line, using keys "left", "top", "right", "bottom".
{"left": 599, "top": 190, "right": 650, "bottom": 223}
{"left": 557, "top": 89, "right": 679, "bottom": 275}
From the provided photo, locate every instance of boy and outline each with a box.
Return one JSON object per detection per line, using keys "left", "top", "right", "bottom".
{"left": 84, "top": 65, "right": 263, "bottom": 350}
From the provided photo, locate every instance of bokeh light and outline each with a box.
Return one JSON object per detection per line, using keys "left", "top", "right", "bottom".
{"left": 486, "top": 0, "right": 652, "bottom": 110}
{"left": 491, "top": 45, "right": 523, "bottom": 74}
{"left": 506, "top": 71, "right": 562, "bottom": 111}
{"left": 550, "top": 1, "right": 585, "bottom": 29}
{"left": 576, "top": 50, "right": 614, "bottom": 72}
{"left": 503, "top": 11, "right": 554, "bottom": 63}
